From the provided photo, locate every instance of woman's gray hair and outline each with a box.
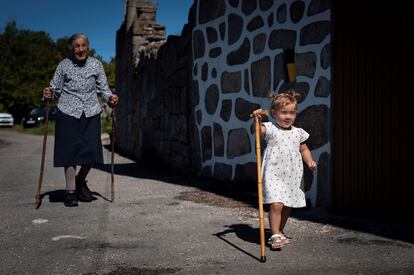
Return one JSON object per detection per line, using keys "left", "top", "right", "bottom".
{"left": 69, "top": 33, "right": 89, "bottom": 49}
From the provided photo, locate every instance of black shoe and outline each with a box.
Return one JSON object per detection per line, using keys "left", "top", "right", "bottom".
{"left": 64, "top": 191, "right": 79, "bottom": 207}
{"left": 76, "top": 177, "right": 94, "bottom": 202}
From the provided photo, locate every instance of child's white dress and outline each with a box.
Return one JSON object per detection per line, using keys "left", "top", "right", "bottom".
{"left": 262, "top": 122, "right": 309, "bottom": 207}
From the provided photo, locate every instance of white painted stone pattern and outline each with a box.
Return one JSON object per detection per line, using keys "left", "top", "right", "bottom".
{"left": 192, "top": 0, "right": 331, "bottom": 206}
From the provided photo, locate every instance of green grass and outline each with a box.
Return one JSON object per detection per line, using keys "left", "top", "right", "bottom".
{"left": 15, "top": 118, "right": 111, "bottom": 135}
{"left": 15, "top": 121, "right": 56, "bottom": 135}
{"left": 101, "top": 117, "right": 112, "bottom": 134}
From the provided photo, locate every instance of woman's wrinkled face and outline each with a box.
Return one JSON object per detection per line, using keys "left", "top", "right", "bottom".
{"left": 71, "top": 37, "right": 89, "bottom": 62}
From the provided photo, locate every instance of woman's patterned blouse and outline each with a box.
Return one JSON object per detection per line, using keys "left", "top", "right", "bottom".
{"left": 50, "top": 57, "right": 113, "bottom": 118}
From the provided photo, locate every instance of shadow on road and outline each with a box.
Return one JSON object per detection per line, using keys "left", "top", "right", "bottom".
{"left": 38, "top": 189, "right": 111, "bottom": 206}
{"left": 94, "top": 161, "right": 258, "bottom": 208}
{"left": 94, "top": 152, "right": 414, "bottom": 245}
{"left": 214, "top": 224, "right": 275, "bottom": 262}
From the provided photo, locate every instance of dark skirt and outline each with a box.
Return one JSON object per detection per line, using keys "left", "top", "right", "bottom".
{"left": 54, "top": 109, "right": 103, "bottom": 167}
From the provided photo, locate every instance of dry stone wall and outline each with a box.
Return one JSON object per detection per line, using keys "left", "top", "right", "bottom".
{"left": 116, "top": 0, "right": 200, "bottom": 173}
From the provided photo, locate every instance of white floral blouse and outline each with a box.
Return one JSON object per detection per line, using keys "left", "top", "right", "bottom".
{"left": 261, "top": 122, "right": 309, "bottom": 208}
{"left": 50, "top": 57, "right": 113, "bottom": 118}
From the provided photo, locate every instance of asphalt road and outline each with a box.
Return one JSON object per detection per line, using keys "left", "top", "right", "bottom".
{"left": 0, "top": 129, "right": 413, "bottom": 274}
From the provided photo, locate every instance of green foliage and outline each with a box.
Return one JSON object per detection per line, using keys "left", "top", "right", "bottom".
{"left": 17, "top": 118, "right": 110, "bottom": 136}
{"left": 101, "top": 116, "right": 112, "bottom": 134}
{"left": 15, "top": 121, "right": 56, "bottom": 135}
{"left": 0, "top": 20, "right": 116, "bottom": 121}
{"left": 104, "top": 57, "right": 116, "bottom": 87}
{"left": 55, "top": 37, "right": 71, "bottom": 59}
{"left": 0, "top": 20, "right": 60, "bottom": 119}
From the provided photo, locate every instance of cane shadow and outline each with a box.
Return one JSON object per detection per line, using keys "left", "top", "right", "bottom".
{"left": 37, "top": 189, "right": 110, "bottom": 207}
{"left": 214, "top": 224, "right": 274, "bottom": 262}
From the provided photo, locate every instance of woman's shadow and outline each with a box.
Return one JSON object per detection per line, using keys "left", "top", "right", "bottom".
{"left": 214, "top": 224, "right": 275, "bottom": 262}
{"left": 37, "top": 189, "right": 110, "bottom": 208}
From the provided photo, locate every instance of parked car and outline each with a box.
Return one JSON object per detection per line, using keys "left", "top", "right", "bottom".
{"left": 0, "top": 112, "right": 14, "bottom": 127}
{"left": 21, "top": 107, "right": 57, "bottom": 128}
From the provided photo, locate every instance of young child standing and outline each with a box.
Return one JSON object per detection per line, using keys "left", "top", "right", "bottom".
{"left": 251, "top": 90, "right": 317, "bottom": 250}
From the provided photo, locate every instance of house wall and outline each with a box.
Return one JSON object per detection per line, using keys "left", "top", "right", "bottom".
{"left": 192, "top": 0, "right": 331, "bottom": 207}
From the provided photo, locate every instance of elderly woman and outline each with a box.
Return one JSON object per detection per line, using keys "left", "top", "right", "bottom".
{"left": 43, "top": 33, "right": 118, "bottom": 207}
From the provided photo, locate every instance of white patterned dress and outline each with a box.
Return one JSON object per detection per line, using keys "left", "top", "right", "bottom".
{"left": 262, "top": 122, "right": 309, "bottom": 207}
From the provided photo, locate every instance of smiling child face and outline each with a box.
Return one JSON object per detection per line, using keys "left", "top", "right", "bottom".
{"left": 272, "top": 103, "right": 297, "bottom": 129}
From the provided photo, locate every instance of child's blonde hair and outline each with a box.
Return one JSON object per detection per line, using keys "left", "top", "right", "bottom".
{"left": 269, "top": 90, "right": 301, "bottom": 111}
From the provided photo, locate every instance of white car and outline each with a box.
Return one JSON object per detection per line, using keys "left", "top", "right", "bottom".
{"left": 0, "top": 112, "right": 14, "bottom": 127}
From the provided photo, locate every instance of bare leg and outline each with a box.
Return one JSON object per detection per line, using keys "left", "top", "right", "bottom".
{"left": 269, "top": 202, "right": 283, "bottom": 235}
{"left": 268, "top": 202, "right": 284, "bottom": 249}
{"left": 77, "top": 164, "right": 92, "bottom": 182}
{"left": 280, "top": 206, "right": 291, "bottom": 232}
{"left": 279, "top": 206, "right": 292, "bottom": 244}
{"left": 64, "top": 166, "right": 76, "bottom": 191}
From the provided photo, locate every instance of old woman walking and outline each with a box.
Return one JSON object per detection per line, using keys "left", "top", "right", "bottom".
{"left": 43, "top": 33, "right": 118, "bottom": 207}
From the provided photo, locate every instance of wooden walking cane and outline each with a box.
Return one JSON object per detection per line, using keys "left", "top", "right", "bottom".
{"left": 254, "top": 116, "right": 266, "bottom": 262}
{"left": 35, "top": 99, "right": 50, "bottom": 208}
{"left": 110, "top": 106, "right": 115, "bottom": 203}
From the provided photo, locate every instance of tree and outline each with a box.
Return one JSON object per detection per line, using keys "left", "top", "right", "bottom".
{"left": 0, "top": 20, "right": 60, "bottom": 119}
{"left": 104, "top": 57, "right": 116, "bottom": 87}
{"left": 0, "top": 20, "right": 116, "bottom": 120}
{"left": 55, "top": 37, "right": 71, "bottom": 59}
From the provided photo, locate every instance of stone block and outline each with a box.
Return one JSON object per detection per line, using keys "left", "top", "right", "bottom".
{"left": 251, "top": 56, "right": 271, "bottom": 97}
{"left": 295, "top": 105, "right": 329, "bottom": 150}
{"left": 268, "top": 29, "right": 297, "bottom": 50}
{"left": 228, "top": 14, "right": 244, "bottom": 45}
{"left": 213, "top": 162, "right": 233, "bottom": 181}
{"left": 300, "top": 21, "right": 330, "bottom": 46}
{"left": 214, "top": 123, "right": 224, "bottom": 157}
{"left": 221, "top": 71, "right": 242, "bottom": 93}
{"left": 227, "top": 38, "right": 250, "bottom": 66}
{"left": 235, "top": 98, "right": 261, "bottom": 121}
{"left": 227, "top": 128, "right": 251, "bottom": 158}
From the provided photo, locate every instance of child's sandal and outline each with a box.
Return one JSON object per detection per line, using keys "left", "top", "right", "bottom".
{"left": 280, "top": 234, "right": 291, "bottom": 245}
{"left": 267, "top": 234, "right": 284, "bottom": 250}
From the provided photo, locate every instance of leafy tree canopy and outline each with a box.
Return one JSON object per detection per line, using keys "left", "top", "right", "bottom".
{"left": 0, "top": 20, "right": 116, "bottom": 120}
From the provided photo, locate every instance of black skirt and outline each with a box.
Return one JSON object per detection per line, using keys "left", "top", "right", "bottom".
{"left": 54, "top": 109, "right": 103, "bottom": 167}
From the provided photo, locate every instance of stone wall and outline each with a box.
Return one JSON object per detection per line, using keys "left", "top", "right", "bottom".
{"left": 116, "top": 0, "right": 332, "bottom": 208}
{"left": 115, "top": 0, "right": 199, "bottom": 173}
{"left": 192, "top": 0, "right": 331, "bottom": 207}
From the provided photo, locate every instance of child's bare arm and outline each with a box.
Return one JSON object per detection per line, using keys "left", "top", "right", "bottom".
{"left": 300, "top": 143, "right": 317, "bottom": 170}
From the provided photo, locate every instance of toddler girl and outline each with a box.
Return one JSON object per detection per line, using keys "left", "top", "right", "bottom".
{"left": 252, "top": 90, "right": 317, "bottom": 249}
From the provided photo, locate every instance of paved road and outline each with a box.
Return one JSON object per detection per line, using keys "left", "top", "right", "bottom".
{"left": 0, "top": 129, "right": 413, "bottom": 274}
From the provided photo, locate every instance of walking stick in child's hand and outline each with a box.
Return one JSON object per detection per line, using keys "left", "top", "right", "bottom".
{"left": 35, "top": 98, "right": 50, "bottom": 208}
{"left": 254, "top": 116, "right": 266, "bottom": 262}
{"left": 110, "top": 106, "right": 116, "bottom": 203}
